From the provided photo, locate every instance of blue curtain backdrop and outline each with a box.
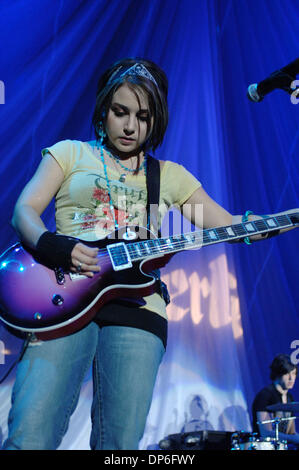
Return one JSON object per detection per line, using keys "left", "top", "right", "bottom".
{"left": 0, "top": 0, "right": 298, "bottom": 449}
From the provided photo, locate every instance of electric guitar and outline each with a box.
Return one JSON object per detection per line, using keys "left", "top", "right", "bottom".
{"left": 0, "top": 210, "right": 298, "bottom": 340}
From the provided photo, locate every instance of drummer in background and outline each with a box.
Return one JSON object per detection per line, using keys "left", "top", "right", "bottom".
{"left": 252, "top": 354, "right": 299, "bottom": 448}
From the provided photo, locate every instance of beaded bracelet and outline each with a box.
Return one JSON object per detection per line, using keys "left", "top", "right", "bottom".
{"left": 242, "top": 210, "right": 254, "bottom": 245}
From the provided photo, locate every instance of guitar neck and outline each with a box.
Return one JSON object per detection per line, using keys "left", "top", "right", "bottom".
{"left": 125, "top": 212, "right": 298, "bottom": 262}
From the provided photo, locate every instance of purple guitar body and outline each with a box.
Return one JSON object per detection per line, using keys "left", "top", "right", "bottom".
{"left": 0, "top": 226, "right": 170, "bottom": 340}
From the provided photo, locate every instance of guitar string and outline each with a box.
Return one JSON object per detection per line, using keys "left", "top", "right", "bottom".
{"left": 93, "top": 215, "right": 291, "bottom": 259}
{"left": 92, "top": 215, "right": 291, "bottom": 264}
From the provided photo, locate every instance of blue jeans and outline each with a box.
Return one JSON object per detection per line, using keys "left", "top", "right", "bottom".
{"left": 2, "top": 323, "right": 165, "bottom": 450}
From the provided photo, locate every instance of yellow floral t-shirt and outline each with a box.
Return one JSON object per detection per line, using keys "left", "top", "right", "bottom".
{"left": 42, "top": 139, "right": 201, "bottom": 319}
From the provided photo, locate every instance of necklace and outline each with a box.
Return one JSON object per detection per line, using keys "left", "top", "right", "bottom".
{"left": 99, "top": 145, "right": 119, "bottom": 229}
{"left": 105, "top": 148, "right": 147, "bottom": 175}
{"left": 98, "top": 144, "right": 148, "bottom": 230}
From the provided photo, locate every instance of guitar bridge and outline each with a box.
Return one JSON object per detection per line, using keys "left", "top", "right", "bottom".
{"left": 107, "top": 242, "right": 132, "bottom": 271}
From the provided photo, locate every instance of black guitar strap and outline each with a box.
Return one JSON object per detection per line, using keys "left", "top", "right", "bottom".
{"left": 145, "top": 155, "right": 170, "bottom": 304}
{"left": 146, "top": 154, "right": 161, "bottom": 237}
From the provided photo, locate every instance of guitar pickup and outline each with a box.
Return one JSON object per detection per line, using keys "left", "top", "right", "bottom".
{"left": 107, "top": 242, "right": 133, "bottom": 271}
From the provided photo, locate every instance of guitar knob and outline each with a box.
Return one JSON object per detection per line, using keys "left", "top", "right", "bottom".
{"left": 52, "top": 294, "right": 64, "bottom": 306}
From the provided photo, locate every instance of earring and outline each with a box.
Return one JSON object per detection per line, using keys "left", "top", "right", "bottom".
{"left": 98, "top": 121, "right": 106, "bottom": 145}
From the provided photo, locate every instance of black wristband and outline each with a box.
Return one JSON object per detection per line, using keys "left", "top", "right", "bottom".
{"left": 35, "top": 231, "right": 79, "bottom": 270}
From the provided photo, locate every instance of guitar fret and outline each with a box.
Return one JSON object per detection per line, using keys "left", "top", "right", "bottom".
{"left": 253, "top": 219, "right": 269, "bottom": 231}
{"left": 127, "top": 244, "right": 139, "bottom": 260}
{"left": 226, "top": 226, "right": 235, "bottom": 236}
{"left": 265, "top": 218, "right": 278, "bottom": 228}
{"left": 135, "top": 243, "right": 143, "bottom": 257}
{"left": 243, "top": 222, "right": 256, "bottom": 232}
{"left": 215, "top": 227, "right": 232, "bottom": 240}
{"left": 276, "top": 214, "right": 291, "bottom": 227}
{"left": 204, "top": 229, "right": 218, "bottom": 242}
{"left": 136, "top": 241, "right": 146, "bottom": 255}
{"left": 157, "top": 239, "right": 169, "bottom": 252}
{"left": 233, "top": 224, "right": 248, "bottom": 236}
{"left": 173, "top": 234, "right": 189, "bottom": 249}
{"left": 157, "top": 239, "right": 168, "bottom": 252}
{"left": 144, "top": 242, "right": 151, "bottom": 254}
{"left": 165, "top": 238, "right": 174, "bottom": 249}
{"left": 147, "top": 239, "right": 161, "bottom": 254}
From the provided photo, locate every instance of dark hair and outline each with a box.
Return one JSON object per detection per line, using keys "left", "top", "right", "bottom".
{"left": 270, "top": 354, "right": 298, "bottom": 381}
{"left": 92, "top": 57, "right": 168, "bottom": 152}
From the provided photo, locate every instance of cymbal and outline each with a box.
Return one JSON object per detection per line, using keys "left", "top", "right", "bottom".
{"left": 266, "top": 402, "right": 299, "bottom": 413}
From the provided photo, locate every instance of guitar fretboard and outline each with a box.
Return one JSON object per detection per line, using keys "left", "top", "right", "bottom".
{"left": 107, "top": 213, "right": 296, "bottom": 270}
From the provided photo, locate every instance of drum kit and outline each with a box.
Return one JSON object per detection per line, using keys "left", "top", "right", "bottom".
{"left": 158, "top": 403, "right": 299, "bottom": 451}
{"left": 231, "top": 402, "right": 299, "bottom": 451}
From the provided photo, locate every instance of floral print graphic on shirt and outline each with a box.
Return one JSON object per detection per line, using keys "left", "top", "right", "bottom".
{"left": 70, "top": 174, "right": 148, "bottom": 239}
